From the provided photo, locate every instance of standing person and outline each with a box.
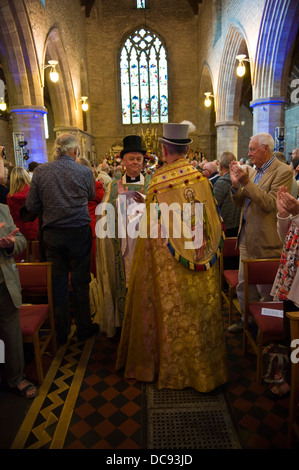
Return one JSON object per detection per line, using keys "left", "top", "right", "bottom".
{"left": 7, "top": 167, "right": 39, "bottom": 241}
{"left": 291, "top": 148, "right": 299, "bottom": 161}
{"left": 25, "top": 133, "right": 98, "bottom": 345}
{"left": 116, "top": 123, "right": 228, "bottom": 392}
{"left": 269, "top": 187, "right": 299, "bottom": 398}
{"left": 96, "top": 135, "right": 151, "bottom": 338}
{"left": 202, "top": 161, "right": 220, "bottom": 187}
{"left": 96, "top": 162, "right": 112, "bottom": 192}
{"left": 77, "top": 156, "right": 105, "bottom": 277}
{"left": 0, "top": 205, "right": 38, "bottom": 398}
{"left": 213, "top": 151, "right": 241, "bottom": 238}
{"left": 0, "top": 146, "right": 9, "bottom": 204}
{"left": 228, "top": 132, "right": 294, "bottom": 334}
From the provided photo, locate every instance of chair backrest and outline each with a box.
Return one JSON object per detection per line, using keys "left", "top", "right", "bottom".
{"left": 222, "top": 237, "right": 239, "bottom": 258}
{"left": 14, "top": 242, "right": 30, "bottom": 263}
{"left": 243, "top": 258, "right": 280, "bottom": 286}
{"left": 31, "top": 240, "right": 40, "bottom": 262}
{"left": 16, "top": 262, "right": 53, "bottom": 305}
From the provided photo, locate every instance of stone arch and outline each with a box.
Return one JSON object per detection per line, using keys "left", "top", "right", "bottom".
{"left": 198, "top": 63, "right": 216, "bottom": 159}
{"left": 253, "top": 0, "right": 299, "bottom": 100}
{"left": 43, "top": 28, "right": 77, "bottom": 128}
{"left": 217, "top": 23, "right": 251, "bottom": 124}
{"left": 0, "top": 0, "right": 42, "bottom": 107}
{"left": 216, "top": 23, "right": 251, "bottom": 158}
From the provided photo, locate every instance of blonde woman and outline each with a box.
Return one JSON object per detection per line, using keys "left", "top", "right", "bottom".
{"left": 7, "top": 166, "right": 39, "bottom": 241}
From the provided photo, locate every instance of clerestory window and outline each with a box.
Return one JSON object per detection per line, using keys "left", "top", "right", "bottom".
{"left": 120, "top": 27, "right": 168, "bottom": 125}
{"left": 137, "top": 0, "right": 146, "bottom": 8}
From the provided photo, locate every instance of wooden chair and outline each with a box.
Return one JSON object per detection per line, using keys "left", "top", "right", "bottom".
{"left": 242, "top": 258, "right": 284, "bottom": 383}
{"left": 17, "top": 262, "right": 57, "bottom": 385}
{"left": 287, "top": 310, "right": 299, "bottom": 448}
{"left": 220, "top": 237, "right": 241, "bottom": 325}
{"left": 30, "top": 240, "right": 40, "bottom": 262}
{"left": 14, "top": 241, "right": 30, "bottom": 263}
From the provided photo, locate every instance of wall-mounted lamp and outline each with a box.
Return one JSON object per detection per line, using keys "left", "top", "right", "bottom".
{"left": 0, "top": 97, "right": 7, "bottom": 111}
{"left": 236, "top": 54, "right": 250, "bottom": 77}
{"left": 204, "top": 92, "right": 214, "bottom": 107}
{"left": 43, "top": 60, "right": 59, "bottom": 83}
{"left": 80, "top": 96, "right": 89, "bottom": 112}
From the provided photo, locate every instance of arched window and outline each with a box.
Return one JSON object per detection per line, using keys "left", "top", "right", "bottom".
{"left": 120, "top": 27, "right": 168, "bottom": 125}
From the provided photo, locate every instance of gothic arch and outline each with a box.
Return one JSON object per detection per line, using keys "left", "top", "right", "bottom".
{"left": 217, "top": 23, "right": 251, "bottom": 124}
{"left": 0, "top": 0, "right": 42, "bottom": 107}
{"left": 253, "top": 0, "right": 299, "bottom": 100}
{"left": 43, "top": 28, "right": 77, "bottom": 128}
{"left": 198, "top": 63, "right": 216, "bottom": 159}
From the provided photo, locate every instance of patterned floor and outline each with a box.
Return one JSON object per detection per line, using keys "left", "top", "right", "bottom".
{"left": 1, "top": 307, "right": 298, "bottom": 451}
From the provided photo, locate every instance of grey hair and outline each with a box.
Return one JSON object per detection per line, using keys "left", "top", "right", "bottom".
{"left": 219, "top": 151, "right": 236, "bottom": 169}
{"left": 55, "top": 133, "right": 79, "bottom": 156}
{"left": 251, "top": 132, "right": 274, "bottom": 152}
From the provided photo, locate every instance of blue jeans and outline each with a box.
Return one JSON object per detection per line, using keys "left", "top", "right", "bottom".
{"left": 42, "top": 225, "right": 93, "bottom": 342}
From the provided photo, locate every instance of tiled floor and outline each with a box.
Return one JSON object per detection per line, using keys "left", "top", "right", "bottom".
{"left": 1, "top": 307, "right": 298, "bottom": 450}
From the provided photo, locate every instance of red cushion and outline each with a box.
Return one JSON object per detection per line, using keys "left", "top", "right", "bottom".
{"left": 249, "top": 302, "right": 284, "bottom": 337}
{"left": 19, "top": 304, "right": 49, "bottom": 336}
{"left": 223, "top": 269, "right": 239, "bottom": 287}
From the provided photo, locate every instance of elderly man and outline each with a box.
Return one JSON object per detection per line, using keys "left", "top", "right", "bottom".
{"left": 25, "top": 133, "right": 98, "bottom": 345}
{"left": 202, "top": 161, "right": 220, "bottom": 186}
{"left": 96, "top": 135, "right": 151, "bottom": 338}
{"left": 96, "top": 162, "right": 112, "bottom": 191}
{"left": 115, "top": 123, "right": 228, "bottom": 392}
{"left": 228, "top": 132, "right": 294, "bottom": 333}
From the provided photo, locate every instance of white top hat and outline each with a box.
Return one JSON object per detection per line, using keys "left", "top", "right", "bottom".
{"left": 158, "top": 123, "right": 193, "bottom": 146}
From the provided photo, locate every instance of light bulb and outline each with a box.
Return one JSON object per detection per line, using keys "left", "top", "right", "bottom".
{"left": 0, "top": 99, "right": 6, "bottom": 111}
{"left": 81, "top": 97, "right": 88, "bottom": 111}
{"left": 204, "top": 93, "right": 212, "bottom": 107}
{"left": 50, "top": 69, "right": 59, "bottom": 83}
{"left": 237, "top": 64, "right": 245, "bottom": 77}
{"left": 47, "top": 60, "right": 59, "bottom": 83}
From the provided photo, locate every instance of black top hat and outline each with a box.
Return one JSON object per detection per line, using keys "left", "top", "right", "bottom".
{"left": 120, "top": 135, "right": 147, "bottom": 158}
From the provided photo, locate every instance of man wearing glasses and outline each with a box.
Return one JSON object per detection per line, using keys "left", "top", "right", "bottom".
{"left": 228, "top": 132, "right": 293, "bottom": 334}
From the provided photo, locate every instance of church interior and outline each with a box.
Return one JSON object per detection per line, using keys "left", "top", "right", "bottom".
{"left": 0, "top": 0, "right": 299, "bottom": 454}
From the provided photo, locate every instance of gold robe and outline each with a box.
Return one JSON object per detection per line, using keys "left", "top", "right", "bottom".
{"left": 116, "top": 159, "right": 228, "bottom": 392}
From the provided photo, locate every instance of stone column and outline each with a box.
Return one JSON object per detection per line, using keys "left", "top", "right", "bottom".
{"left": 215, "top": 121, "right": 239, "bottom": 160}
{"left": 10, "top": 105, "right": 48, "bottom": 166}
{"left": 250, "top": 97, "right": 286, "bottom": 138}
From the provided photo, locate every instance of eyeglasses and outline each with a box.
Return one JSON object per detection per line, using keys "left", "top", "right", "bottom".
{"left": 248, "top": 144, "right": 265, "bottom": 153}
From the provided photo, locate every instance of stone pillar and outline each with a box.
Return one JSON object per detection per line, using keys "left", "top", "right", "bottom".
{"left": 215, "top": 121, "right": 239, "bottom": 160}
{"left": 250, "top": 97, "right": 286, "bottom": 139}
{"left": 10, "top": 105, "right": 48, "bottom": 166}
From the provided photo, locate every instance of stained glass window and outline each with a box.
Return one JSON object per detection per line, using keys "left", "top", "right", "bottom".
{"left": 137, "top": 0, "right": 146, "bottom": 8}
{"left": 120, "top": 28, "right": 168, "bottom": 125}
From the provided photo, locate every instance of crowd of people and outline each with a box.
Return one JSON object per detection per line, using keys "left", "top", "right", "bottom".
{"left": 0, "top": 127, "right": 299, "bottom": 401}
